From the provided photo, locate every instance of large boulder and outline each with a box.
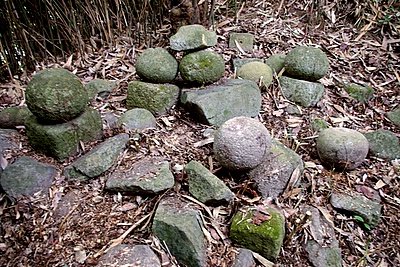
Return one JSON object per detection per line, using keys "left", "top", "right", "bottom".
{"left": 170, "top": 24, "right": 217, "bottom": 51}
{"left": 181, "top": 79, "right": 261, "bottom": 126}
{"left": 117, "top": 108, "right": 157, "bottom": 131}
{"left": 179, "top": 50, "right": 225, "bottom": 85}
{"left": 135, "top": 47, "right": 178, "bottom": 83}
{"left": 284, "top": 46, "right": 329, "bottom": 81}
{"left": 364, "top": 129, "right": 400, "bottom": 160}
{"left": 237, "top": 62, "right": 273, "bottom": 88}
{"left": 213, "top": 117, "right": 272, "bottom": 171}
{"left": 279, "top": 76, "right": 325, "bottom": 107}
{"left": 0, "top": 106, "right": 32, "bottom": 128}
{"left": 25, "top": 68, "right": 88, "bottom": 123}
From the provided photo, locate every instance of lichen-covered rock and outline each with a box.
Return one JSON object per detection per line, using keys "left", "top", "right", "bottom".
{"left": 230, "top": 206, "right": 285, "bottom": 261}
{"left": 136, "top": 48, "right": 178, "bottom": 83}
{"left": 179, "top": 50, "right": 225, "bottom": 85}
{"left": 181, "top": 79, "right": 261, "bottom": 126}
{"left": 386, "top": 107, "right": 400, "bottom": 127}
{"left": 284, "top": 46, "right": 329, "bottom": 81}
{"left": 344, "top": 83, "right": 374, "bottom": 103}
{"left": 213, "top": 117, "right": 271, "bottom": 171}
{"left": 86, "top": 79, "right": 116, "bottom": 100}
{"left": 229, "top": 33, "right": 254, "bottom": 51}
{"left": 232, "top": 58, "right": 263, "bottom": 71}
{"left": 265, "top": 54, "right": 286, "bottom": 74}
{"left": 317, "top": 128, "right": 369, "bottom": 170}
{"left": 279, "top": 76, "right": 325, "bottom": 107}
{"left": 0, "top": 106, "right": 32, "bottom": 128}
{"left": 170, "top": 24, "right": 217, "bottom": 51}
{"left": 237, "top": 62, "right": 273, "bottom": 87}
{"left": 117, "top": 108, "right": 157, "bottom": 131}
{"left": 364, "top": 129, "right": 400, "bottom": 160}
{"left": 26, "top": 68, "right": 88, "bottom": 123}
{"left": 26, "top": 108, "right": 103, "bottom": 160}
{"left": 127, "top": 81, "right": 179, "bottom": 115}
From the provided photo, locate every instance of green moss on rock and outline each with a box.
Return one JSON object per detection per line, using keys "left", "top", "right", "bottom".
{"left": 344, "top": 83, "right": 374, "bottom": 103}
{"left": 364, "top": 129, "right": 400, "bottom": 160}
{"left": 237, "top": 62, "right": 273, "bottom": 88}
{"left": 386, "top": 107, "right": 400, "bottom": 127}
{"left": 136, "top": 48, "right": 178, "bottom": 83}
{"left": 0, "top": 106, "right": 32, "bottom": 128}
{"left": 265, "top": 54, "right": 286, "bottom": 74}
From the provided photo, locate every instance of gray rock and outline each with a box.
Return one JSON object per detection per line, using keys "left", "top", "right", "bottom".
{"left": 317, "top": 128, "right": 369, "bottom": 170}
{"left": 232, "top": 58, "right": 263, "bottom": 71}
{"left": 237, "top": 62, "right": 273, "bottom": 88}
{"left": 26, "top": 68, "right": 88, "bottom": 123}
{"left": 152, "top": 197, "right": 207, "bottom": 267}
{"left": 284, "top": 46, "right": 329, "bottom": 81}
{"left": 136, "top": 47, "right": 178, "bottom": 83}
{"left": 0, "top": 156, "right": 57, "bottom": 198}
{"left": 181, "top": 79, "right": 261, "bottom": 126}
{"left": 231, "top": 248, "right": 256, "bottom": 267}
{"left": 185, "top": 160, "right": 234, "bottom": 204}
{"left": 64, "top": 133, "right": 129, "bottom": 180}
{"left": 86, "top": 79, "right": 116, "bottom": 100}
{"left": 170, "top": 24, "right": 217, "bottom": 51}
{"left": 96, "top": 244, "right": 161, "bottom": 267}
{"left": 127, "top": 81, "right": 180, "bottom": 115}
{"left": 213, "top": 117, "right": 272, "bottom": 171}
{"left": 364, "top": 129, "right": 400, "bottom": 160}
{"left": 106, "top": 157, "right": 174, "bottom": 194}
{"left": 249, "top": 140, "right": 303, "bottom": 199}
{"left": 311, "top": 118, "right": 329, "bottom": 133}
{"left": 179, "top": 50, "right": 225, "bottom": 85}
{"left": 331, "top": 192, "right": 381, "bottom": 228}
{"left": 229, "top": 33, "right": 254, "bottom": 51}
{"left": 117, "top": 108, "right": 157, "bottom": 131}
{"left": 0, "top": 129, "right": 20, "bottom": 154}
{"left": 279, "top": 76, "right": 325, "bottom": 107}
{"left": 386, "top": 107, "right": 400, "bottom": 127}
{"left": 344, "top": 83, "right": 374, "bottom": 103}
{"left": 285, "top": 104, "right": 302, "bottom": 115}
{"left": 0, "top": 106, "right": 32, "bottom": 128}
{"left": 102, "top": 112, "right": 119, "bottom": 129}
{"left": 26, "top": 108, "right": 103, "bottom": 161}
{"left": 265, "top": 54, "right": 286, "bottom": 74}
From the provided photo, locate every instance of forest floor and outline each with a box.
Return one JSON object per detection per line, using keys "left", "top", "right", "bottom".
{"left": 0, "top": 1, "right": 399, "bottom": 267}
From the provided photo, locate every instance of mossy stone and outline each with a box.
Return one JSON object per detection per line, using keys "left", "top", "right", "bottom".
{"left": 170, "top": 24, "right": 217, "bottom": 51}
{"left": 136, "top": 48, "right": 178, "bottom": 83}
{"left": 25, "top": 68, "right": 88, "bottom": 123}
{"left": 0, "top": 106, "right": 32, "bottom": 128}
{"left": 86, "top": 79, "right": 116, "bottom": 100}
{"left": 237, "top": 62, "right": 273, "bottom": 87}
{"left": 117, "top": 108, "right": 157, "bottom": 131}
{"left": 344, "top": 83, "right": 374, "bottom": 103}
{"left": 386, "top": 107, "right": 400, "bottom": 127}
{"left": 364, "top": 129, "right": 400, "bottom": 160}
{"left": 311, "top": 118, "right": 329, "bottom": 132}
{"left": 232, "top": 58, "right": 263, "bottom": 71}
{"left": 265, "top": 54, "right": 286, "bottom": 74}
{"left": 279, "top": 76, "right": 325, "bottom": 107}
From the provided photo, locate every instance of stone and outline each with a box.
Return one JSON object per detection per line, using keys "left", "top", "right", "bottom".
{"left": 232, "top": 58, "right": 263, "bottom": 71}
{"left": 96, "top": 244, "right": 161, "bottom": 267}
{"left": 106, "top": 157, "right": 174, "bottom": 194}
{"left": 230, "top": 205, "right": 285, "bottom": 261}
{"left": 344, "top": 83, "right": 374, "bottom": 103}
{"left": 181, "top": 79, "right": 261, "bottom": 126}
{"left": 284, "top": 46, "right": 329, "bottom": 81}
{"left": 127, "top": 81, "right": 179, "bottom": 115}
{"left": 64, "top": 133, "right": 129, "bottom": 180}
{"left": 152, "top": 197, "right": 207, "bottom": 267}
{"left": 170, "top": 24, "right": 217, "bottom": 51}
{"left": 136, "top": 47, "right": 178, "bottom": 83}
{"left": 317, "top": 128, "right": 369, "bottom": 170}
{"left": 25, "top": 68, "right": 88, "bottom": 123}
{"left": 179, "top": 50, "right": 225, "bottom": 85}
{"left": 26, "top": 108, "right": 103, "bottom": 160}
{"left": 285, "top": 104, "right": 302, "bottom": 115}
{"left": 0, "top": 156, "right": 57, "bottom": 198}
{"left": 237, "top": 62, "right": 273, "bottom": 88}
{"left": 279, "top": 76, "right": 325, "bottom": 107}
{"left": 0, "top": 106, "right": 32, "bottom": 128}
{"left": 117, "top": 108, "right": 157, "bottom": 131}
{"left": 0, "top": 129, "right": 20, "bottom": 154}
{"left": 364, "top": 129, "right": 400, "bottom": 160}
{"left": 229, "top": 33, "right": 254, "bottom": 51}
{"left": 185, "top": 160, "right": 234, "bottom": 204}
{"left": 386, "top": 107, "right": 400, "bottom": 127}
{"left": 249, "top": 140, "right": 303, "bottom": 199}
{"left": 213, "top": 117, "right": 272, "bottom": 171}
{"left": 331, "top": 192, "right": 381, "bottom": 228}
{"left": 85, "top": 79, "right": 116, "bottom": 100}
{"left": 311, "top": 118, "right": 329, "bottom": 133}
{"left": 102, "top": 112, "right": 119, "bottom": 129}
{"left": 231, "top": 248, "right": 256, "bottom": 267}
{"left": 265, "top": 54, "right": 286, "bottom": 74}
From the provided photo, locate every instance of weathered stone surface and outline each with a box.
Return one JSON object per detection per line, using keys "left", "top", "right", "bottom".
{"left": 170, "top": 24, "right": 217, "bottom": 51}
{"left": 249, "top": 140, "right": 303, "bottom": 199}
{"left": 237, "top": 62, "right": 273, "bottom": 87}
{"left": 117, "top": 108, "right": 157, "bottom": 131}
{"left": 86, "top": 79, "right": 116, "bottom": 100}
{"left": 64, "top": 133, "right": 129, "bottom": 180}
{"left": 185, "top": 160, "right": 234, "bottom": 204}
{"left": 179, "top": 50, "right": 225, "bottom": 85}
{"left": 26, "top": 108, "right": 103, "bottom": 160}
{"left": 311, "top": 118, "right": 329, "bottom": 133}
{"left": 0, "top": 129, "right": 19, "bottom": 154}
{"left": 0, "top": 106, "right": 32, "bottom": 128}
{"left": 127, "top": 81, "right": 179, "bottom": 115}
{"left": 364, "top": 129, "right": 400, "bottom": 160}
{"left": 152, "top": 197, "right": 206, "bottom": 267}
{"left": 106, "top": 157, "right": 174, "bottom": 194}
{"left": 229, "top": 33, "right": 254, "bottom": 51}
{"left": 331, "top": 192, "right": 381, "bottom": 228}
{"left": 284, "top": 46, "right": 329, "bottom": 81}
{"left": 231, "top": 248, "right": 256, "bottom": 267}
{"left": 26, "top": 68, "right": 88, "bottom": 123}
{"left": 96, "top": 244, "right": 161, "bottom": 267}
{"left": 344, "top": 83, "right": 374, "bottom": 103}
{"left": 102, "top": 112, "right": 119, "bottom": 129}
{"left": 265, "top": 54, "right": 286, "bottom": 74}
{"left": 0, "top": 156, "right": 57, "bottom": 198}
{"left": 230, "top": 206, "right": 285, "bottom": 261}
{"left": 285, "top": 103, "right": 302, "bottom": 115}
{"left": 232, "top": 58, "right": 263, "bottom": 71}
{"left": 279, "top": 76, "right": 325, "bottom": 107}
{"left": 136, "top": 47, "right": 178, "bottom": 83}
{"left": 181, "top": 79, "right": 261, "bottom": 126}
{"left": 386, "top": 107, "right": 400, "bottom": 127}
{"left": 317, "top": 128, "right": 369, "bottom": 170}
{"left": 213, "top": 117, "right": 272, "bottom": 171}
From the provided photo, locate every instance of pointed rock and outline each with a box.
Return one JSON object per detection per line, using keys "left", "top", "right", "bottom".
{"left": 170, "top": 24, "right": 217, "bottom": 51}
{"left": 231, "top": 248, "right": 256, "bottom": 267}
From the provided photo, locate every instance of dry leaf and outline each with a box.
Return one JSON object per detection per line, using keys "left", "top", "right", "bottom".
{"left": 374, "top": 180, "right": 386, "bottom": 190}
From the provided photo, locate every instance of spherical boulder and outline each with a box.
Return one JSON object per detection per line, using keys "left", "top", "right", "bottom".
{"left": 213, "top": 116, "right": 272, "bottom": 171}
{"left": 317, "top": 127, "right": 369, "bottom": 170}
{"left": 26, "top": 68, "right": 88, "bottom": 123}
{"left": 284, "top": 46, "right": 329, "bottom": 81}
{"left": 136, "top": 47, "right": 178, "bottom": 83}
{"left": 237, "top": 62, "right": 273, "bottom": 87}
{"left": 179, "top": 50, "right": 225, "bottom": 85}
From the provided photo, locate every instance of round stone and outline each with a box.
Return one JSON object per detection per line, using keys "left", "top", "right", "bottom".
{"left": 117, "top": 108, "right": 157, "bottom": 131}
{"left": 237, "top": 62, "right": 273, "bottom": 87}
{"left": 317, "top": 127, "right": 369, "bottom": 170}
{"left": 26, "top": 68, "right": 88, "bottom": 123}
{"left": 213, "top": 116, "right": 272, "bottom": 170}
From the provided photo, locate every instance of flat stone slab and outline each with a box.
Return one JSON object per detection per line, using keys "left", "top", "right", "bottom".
{"left": 170, "top": 24, "right": 217, "bottom": 51}
{"left": 279, "top": 76, "right": 325, "bottom": 107}
{"left": 229, "top": 33, "right": 254, "bottom": 51}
